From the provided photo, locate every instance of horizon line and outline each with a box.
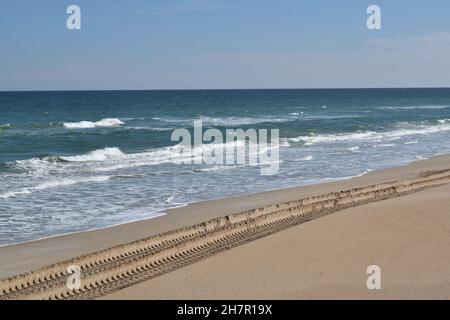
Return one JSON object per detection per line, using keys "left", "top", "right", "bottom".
{"left": 1, "top": 86, "right": 450, "bottom": 93}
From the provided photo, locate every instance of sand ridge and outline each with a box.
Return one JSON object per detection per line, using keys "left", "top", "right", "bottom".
{"left": 2, "top": 169, "right": 450, "bottom": 300}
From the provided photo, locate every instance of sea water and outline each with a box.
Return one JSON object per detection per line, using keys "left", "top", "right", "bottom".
{"left": 1, "top": 88, "right": 450, "bottom": 245}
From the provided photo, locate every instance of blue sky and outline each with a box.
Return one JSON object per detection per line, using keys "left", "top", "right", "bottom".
{"left": 1, "top": 0, "right": 450, "bottom": 90}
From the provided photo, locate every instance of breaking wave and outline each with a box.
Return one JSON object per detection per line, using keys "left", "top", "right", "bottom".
{"left": 63, "top": 118, "right": 124, "bottom": 129}
{"left": 60, "top": 147, "right": 125, "bottom": 162}
{"left": 286, "top": 120, "right": 450, "bottom": 146}
{"left": 10, "top": 140, "right": 251, "bottom": 174}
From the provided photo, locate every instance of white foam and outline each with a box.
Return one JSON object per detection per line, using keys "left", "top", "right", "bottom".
{"left": 194, "top": 165, "right": 240, "bottom": 173}
{"left": 63, "top": 118, "right": 124, "bottom": 129}
{"left": 165, "top": 195, "right": 175, "bottom": 204}
{"left": 155, "top": 115, "right": 296, "bottom": 127}
{"left": 287, "top": 121, "right": 450, "bottom": 146}
{"left": 289, "top": 131, "right": 378, "bottom": 144}
{"left": 296, "top": 155, "right": 314, "bottom": 161}
{"left": 0, "top": 176, "right": 111, "bottom": 199}
{"left": 61, "top": 147, "right": 125, "bottom": 162}
{"left": 0, "top": 188, "right": 32, "bottom": 199}
{"left": 373, "top": 143, "right": 396, "bottom": 148}
{"left": 14, "top": 157, "right": 55, "bottom": 174}
{"left": 379, "top": 105, "right": 450, "bottom": 110}
{"left": 279, "top": 139, "right": 291, "bottom": 147}
{"left": 88, "top": 140, "right": 247, "bottom": 172}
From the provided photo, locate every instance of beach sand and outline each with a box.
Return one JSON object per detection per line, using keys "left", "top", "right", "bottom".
{"left": 1, "top": 155, "right": 450, "bottom": 299}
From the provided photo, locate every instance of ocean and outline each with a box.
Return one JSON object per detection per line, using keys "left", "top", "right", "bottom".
{"left": 1, "top": 88, "right": 450, "bottom": 246}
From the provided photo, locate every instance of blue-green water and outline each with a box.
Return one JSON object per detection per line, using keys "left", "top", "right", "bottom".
{"left": 1, "top": 88, "right": 450, "bottom": 245}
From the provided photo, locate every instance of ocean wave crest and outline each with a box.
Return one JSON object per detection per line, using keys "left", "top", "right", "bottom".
{"left": 286, "top": 120, "right": 450, "bottom": 146}
{"left": 10, "top": 141, "right": 251, "bottom": 175}
{"left": 60, "top": 147, "right": 125, "bottom": 162}
{"left": 63, "top": 118, "right": 124, "bottom": 129}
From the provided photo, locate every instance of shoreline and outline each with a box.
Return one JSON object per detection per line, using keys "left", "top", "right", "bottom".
{"left": 0, "top": 152, "right": 438, "bottom": 250}
{"left": 1, "top": 153, "right": 450, "bottom": 299}
{"left": 0, "top": 175, "right": 367, "bottom": 250}
{"left": 1, "top": 153, "right": 449, "bottom": 279}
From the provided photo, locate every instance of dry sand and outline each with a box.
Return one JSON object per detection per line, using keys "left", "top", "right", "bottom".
{"left": 105, "top": 176, "right": 450, "bottom": 300}
{"left": 1, "top": 155, "right": 450, "bottom": 299}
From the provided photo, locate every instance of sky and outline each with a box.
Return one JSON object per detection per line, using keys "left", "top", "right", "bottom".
{"left": 1, "top": 0, "right": 450, "bottom": 91}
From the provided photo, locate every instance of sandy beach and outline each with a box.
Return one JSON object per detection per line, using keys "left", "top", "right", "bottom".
{"left": 1, "top": 155, "right": 450, "bottom": 300}
{"left": 3, "top": 0, "right": 450, "bottom": 304}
